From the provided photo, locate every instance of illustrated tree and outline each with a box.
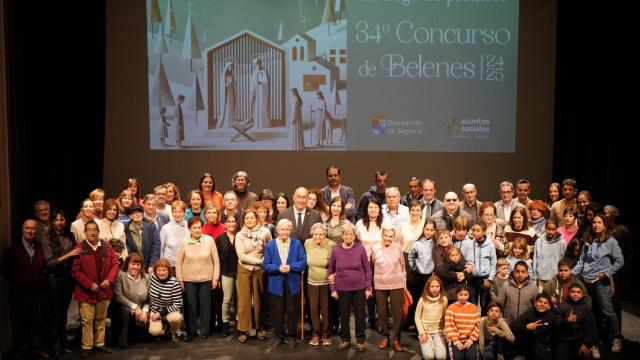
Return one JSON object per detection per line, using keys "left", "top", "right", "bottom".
{"left": 181, "top": 8, "right": 202, "bottom": 72}
{"left": 163, "top": 0, "right": 176, "bottom": 44}
{"left": 322, "top": 0, "right": 337, "bottom": 35}
{"left": 150, "top": 61, "right": 175, "bottom": 115}
{"left": 188, "top": 73, "right": 205, "bottom": 125}
{"left": 150, "top": 0, "right": 162, "bottom": 36}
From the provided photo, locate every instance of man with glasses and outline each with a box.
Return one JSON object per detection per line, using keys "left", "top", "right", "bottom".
{"left": 431, "top": 192, "right": 473, "bottom": 231}
{"left": 494, "top": 181, "right": 525, "bottom": 227}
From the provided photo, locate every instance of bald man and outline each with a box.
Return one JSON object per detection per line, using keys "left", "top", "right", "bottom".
{"left": 277, "top": 187, "right": 323, "bottom": 242}
{"left": 1, "top": 219, "right": 48, "bottom": 358}
{"left": 430, "top": 191, "right": 474, "bottom": 231}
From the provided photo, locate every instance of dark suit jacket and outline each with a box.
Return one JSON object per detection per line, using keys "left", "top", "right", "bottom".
{"left": 320, "top": 184, "right": 356, "bottom": 222}
{"left": 422, "top": 198, "right": 444, "bottom": 219}
{"left": 145, "top": 212, "right": 170, "bottom": 233}
{"left": 277, "top": 206, "right": 322, "bottom": 242}
{"left": 125, "top": 221, "right": 160, "bottom": 268}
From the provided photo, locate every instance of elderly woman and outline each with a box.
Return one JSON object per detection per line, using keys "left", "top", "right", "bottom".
{"left": 99, "top": 199, "right": 127, "bottom": 260}
{"left": 148, "top": 258, "right": 182, "bottom": 341}
{"left": 328, "top": 222, "right": 372, "bottom": 352}
{"left": 479, "top": 202, "right": 506, "bottom": 258}
{"left": 324, "top": 196, "right": 350, "bottom": 243}
{"left": 264, "top": 219, "right": 307, "bottom": 347}
{"left": 112, "top": 254, "right": 150, "bottom": 347}
{"left": 71, "top": 199, "right": 95, "bottom": 243}
{"left": 42, "top": 210, "right": 81, "bottom": 356}
{"left": 305, "top": 223, "right": 336, "bottom": 346}
{"left": 176, "top": 217, "right": 220, "bottom": 340}
{"left": 235, "top": 209, "right": 272, "bottom": 343}
{"left": 372, "top": 225, "right": 407, "bottom": 352}
{"left": 217, "top": 214, "right": 239, "bottom": 336}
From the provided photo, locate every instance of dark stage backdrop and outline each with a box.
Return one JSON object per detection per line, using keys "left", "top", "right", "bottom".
{"left": 103, "top": 0, "right": 556, "bottom": 206}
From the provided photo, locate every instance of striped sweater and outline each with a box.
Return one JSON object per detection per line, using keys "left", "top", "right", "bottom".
{"left": 444, "top": 302, "right": 480, "bottom": 342}
{"left": 149, "top": 274, "right": 182, "bottom": 316}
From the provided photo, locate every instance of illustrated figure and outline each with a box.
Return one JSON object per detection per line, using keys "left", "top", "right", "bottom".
{"left": 291, "top": 88, "right": 304, "bottom": 150}
{"left": 218, "top": 62, "right": 236, "bottom": 128}
{"left": 250, "top": 58, "right": 270, "bottom": 128}
{"left": 315, "top": 91, "right": 328, "bottom": 147}
{"left": 160, "top": 107, "right": 170, "bottom": 146}
{"left": 174, "top": 95, "right": 185, "bottom": 148}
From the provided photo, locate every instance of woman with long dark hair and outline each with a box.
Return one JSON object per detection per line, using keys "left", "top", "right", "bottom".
{"left": 42, "top": 210, "right": 81, "bottom": 356}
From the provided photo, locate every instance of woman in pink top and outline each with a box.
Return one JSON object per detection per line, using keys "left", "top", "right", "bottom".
{"left": 371, "top": 225, "right": 406, "bottom": 352}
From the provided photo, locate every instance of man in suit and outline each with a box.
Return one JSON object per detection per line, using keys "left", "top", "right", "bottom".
{"left": 494, "top": 181, "right": 525, "bottom": 227}
{"left": 421, "top": 179, "right": 444, "bottom": 220}
{"left": 277, "top": 187, "right": 322, "bottom": 242}
{"left": 125, "top": 204, "right": 161, "bottom": 273}
{"left": 320, "top": 166, "right": 356, "bottom": 222}
{"left": 142, "top": 194, "right": 170, "bottom": 233}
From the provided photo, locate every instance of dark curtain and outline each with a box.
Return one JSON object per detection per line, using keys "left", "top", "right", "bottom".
{"left": 554, "top": 3, "right": 635, "bottom": 296}
{"left": 5, "top": 0, "right": 106, "bottom": 240}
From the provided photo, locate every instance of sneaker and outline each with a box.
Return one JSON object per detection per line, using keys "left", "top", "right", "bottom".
{"left": 322, "top": 336, "right": 333, "bottom": 346}
{"left": 591, "top": 346, "right": 601, "bottom": 359}
{"left": 338, "top": 341, "right": 351, "bottom": 350}
{"left": 611, "top": 338, "right": 622, "bottom": 353}
{"left": 309, "top": 335, "right": 320, "bottom": 346}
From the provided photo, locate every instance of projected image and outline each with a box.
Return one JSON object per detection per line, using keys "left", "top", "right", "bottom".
{"left": 147, "top": 0, "right": 347, "bottom": 151}
{"left": 147, "top": 0, "right": 518, "bottom": 152}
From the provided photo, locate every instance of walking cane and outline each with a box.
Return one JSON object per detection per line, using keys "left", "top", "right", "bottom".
{"left": 300, "top": 270, "right": 305, "bottom": 339}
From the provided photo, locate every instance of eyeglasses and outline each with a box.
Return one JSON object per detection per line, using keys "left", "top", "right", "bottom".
{"left": 444, "top": 199, "right": 457, "bottom": 202}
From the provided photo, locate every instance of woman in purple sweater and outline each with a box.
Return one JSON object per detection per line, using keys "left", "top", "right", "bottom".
{"left": 328, "top": 223, "right": 372, "bottom": 352}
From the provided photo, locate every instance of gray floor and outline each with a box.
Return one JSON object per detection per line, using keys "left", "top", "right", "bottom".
{"left": 52, "top": 302, "right": 640, "bottom": 359}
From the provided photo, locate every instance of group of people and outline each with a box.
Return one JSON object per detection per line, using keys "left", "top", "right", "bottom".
{"left": 1, "top": 168, "right": 632, "bottom": 359}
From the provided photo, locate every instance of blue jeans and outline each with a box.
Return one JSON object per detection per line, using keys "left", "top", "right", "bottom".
{"left": 586, "top": 280, "right": 620, "bottom": 339}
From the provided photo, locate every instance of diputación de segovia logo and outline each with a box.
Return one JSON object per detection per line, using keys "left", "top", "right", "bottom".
{"left": 371, "top": 113, "right": 387, "bottom": 135}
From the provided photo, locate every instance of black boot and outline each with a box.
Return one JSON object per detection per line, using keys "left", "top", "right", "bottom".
{"left": 221, "top": 322, "right": 230, "bottom": 337}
